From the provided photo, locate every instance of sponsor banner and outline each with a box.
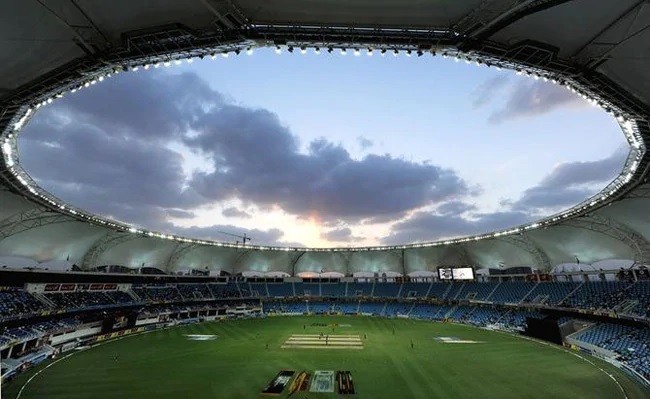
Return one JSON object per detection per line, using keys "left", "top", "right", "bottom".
{"left": 94, "top": 327, "right": 146, "bottom": 342}
{"left": 261, "top": 370, "right": 295, "bottom": 396}
{"left": 310, "top": 370, "right": 335, "bottom": 393}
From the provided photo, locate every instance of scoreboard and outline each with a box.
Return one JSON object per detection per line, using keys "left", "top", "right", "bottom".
{"left": 438, "top": 267, "right": 475, "bottom": 281}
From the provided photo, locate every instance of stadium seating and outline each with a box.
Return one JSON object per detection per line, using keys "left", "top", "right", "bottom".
{"left": 489, "top": 282, "right": 537, "bottom": 304}
{"left": 132, "top": 286, "right": 183, "bottom": 303}
{"left": 398, "top": 282, "right": 430, "bottom": 298}
{"left": 177, "top": 284, "right": 214, "bottom": 300}
{"left": 44, "top": 291, "right": 134, "bottom": 310}
{"left": 266, "top": 283, "right": 294, "bottom": 297}
{"left": 0, "top": 289, "right": 47, "bottom": 318}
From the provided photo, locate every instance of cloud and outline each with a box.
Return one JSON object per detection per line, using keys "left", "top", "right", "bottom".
{"left": 20, "top": 69, "right": 473, "bottom": 245}
{"left": 474, "top": 76, "right": 588, "bottom": 124}
{"left": 357, "top": 136, "right": 374, "bottom": 150}
{"left": 186, "top": 109, "right": 471, "bottom": 223}
{"left": 381, "top": 209, "right": 533, "bottom": 245}
{"left": 321, "top": 227, "right": 364, "bottom": 242}
{"left": 222, "top": 207, "right": 252, "bottom": 219}
{"left": 510, "top": 147, "right": 627, "bottom": 211}
{"left": 166, "top": 223, "right": 286, "bottom": 246}
{"left": 381, "top": 148, "right": 627, "bottom": 245}
{"left": 472, "top": 75, "right": 509, "bottom": 108}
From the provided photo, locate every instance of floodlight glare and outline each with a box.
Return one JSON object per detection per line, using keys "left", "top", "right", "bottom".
{"left": 246, "top": 47, "right": 253, "bottom": 55}
{"left": 275, "top": 46, "right": 282, "bottom": 54}
{"left": 300, "top": 47, "right": 307, "bottom": 54}
{"left": 367, "top": 48, "right": 373, "bottom": 56}
{"left": 340, "top": 48, "right": 347, "bottom": 55}
{"left": 354, "top": 48, "right": 360, "bottom": 56}
{"left": 314, "top": 47, "right": 320, "bottom": 54}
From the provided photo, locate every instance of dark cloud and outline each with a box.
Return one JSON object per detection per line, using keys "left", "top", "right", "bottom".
{"left": 20, "top": 69, "right": 472, "bottom": 245}
{"left": 321, "top": 227, "right": 364, "bottom": 242}
{"left": 381, "top": 209, "right": 533, "bottom": 245}
{"left": 187, "top": 110, "right": 470, "bottom": 222}
{"left": 19, "top": 67, "right": 622, "bottom": 248}
{"left": 436, "top": 201, "right": 477, "bottom": 215}
{"left": 167, "top": 224, "right": 285, "bottom": 246}
{"left": 381, "top": 148, "right": 627, "bottom": 245}
{"left": 357, "top": 136, "right": 374, "bottom": 150}
{"left": 473, "top": 76, "right": 587, "bottom": 124}
{"left": 222, "top": 207, "right": 252, "bottom": 219}
{"left": 472, "top": 75, "right": 509, "bottom": 108}
{"left": 510, "top": 148, "right": 627, "bottom": 211}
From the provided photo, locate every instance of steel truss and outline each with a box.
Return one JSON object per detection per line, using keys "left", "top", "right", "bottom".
{"left": 81, "top": 231, "right": 140, "bottom": 269}
{"left": 164, "top": 242, "right": 200, "bottom": 272}
{"left": 0, "top": 208, "right": 74, "bottom": 240}
{"left": 563, "top": 214, "right": 650, "bottom": 263}
{"left": 495, "top": 234, "right": 552, "bottom": 270}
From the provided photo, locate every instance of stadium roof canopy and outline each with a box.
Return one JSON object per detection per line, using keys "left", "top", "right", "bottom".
{"left": 1, "top": 0, "right": 650, "bottom": 275}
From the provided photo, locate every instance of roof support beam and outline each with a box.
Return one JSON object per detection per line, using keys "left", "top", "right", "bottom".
{"left": 164, "top": 242, "right": 199, "bottom": 273}
{"left": 460, "top": 0, "right": 576, "bottom": 43}
{"left": 0, "top": 208, "right": 73, "bottom": 240}
{"left": 563, "top": 214, "right": 650, "bottom": 264}
{"left": 81, "top": 231, "right": 139, "bottom": 269}
{"left": 35, "top": 0, "right": 97, "bottom": 55}
{"left": 571, "top": 0, "right": 646, "bottom": 61}
{"left": 495, "top": 234, "right": 552, "bottom": 271}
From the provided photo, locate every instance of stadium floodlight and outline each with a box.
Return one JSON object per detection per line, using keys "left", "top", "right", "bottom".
{"left": 144, "top": 64, "right": 151, "bottom": 69}
{"left": 393, "top": 49, "right": 399, "bottom": 56}
{"left": 288, "top": 46, "right": 294, "bottom": 53}
{"left": 132, "top": 66, "right": 139, "bottom": 71}
{"left": 210, "top": 53, "right": 217, "bottom": 59}
{"left": 275, "top": 46, "right": 282, "bottom": 54}
{"left": 174, "top": 59, "right": 182, "bottom": 65}
{"left": 221, "top": 52, "right": 229, "bottom": 58}
{"left": 327, "top": 47, "right": 333, "bottom": 53}
{"left": 153, "top": 63, "right": 160, "bottom": 68}
{"left": 367, "top": 48, "right": 373, "bottom": 56}
{"left": 406, "top": 50, "right": 412, "bottom": 57}
{"left": 380, "top": 49, "right": 386, "bottom": 56}
{"left": 164, "top": 61, "right": 171, "bottom": 67}
{"left": 354, "top": 48, "right": 360, "bottom": 56}
{"left": 417, "top": 50, "right": 423, "bottom": 57}
{"left": 340, "top": 48, "right": 347, "bottom": 55}
{"left": 314, "top": 47, "right": 320, "bottom": 55}
{"left": 300, "top": 46, "right": 307, "bottom": 54}
{"left": 235, "top": 49, "right": 240, "bottom": 55}
{"left": 246, "top": 47, "right": 253, "bottom": 55}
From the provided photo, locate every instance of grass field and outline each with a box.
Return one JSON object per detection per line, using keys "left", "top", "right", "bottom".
{"left": 3, "top": 316, "right": 649, "bottom": 399}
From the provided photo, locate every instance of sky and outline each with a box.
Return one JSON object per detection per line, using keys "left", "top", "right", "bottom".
{"left": 17, "top": 48, "right": 627, "bottom": 247}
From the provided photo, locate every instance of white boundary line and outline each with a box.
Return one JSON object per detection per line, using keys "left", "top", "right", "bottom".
{"left": 13, "top": 328, "right": 164, "bottom": 399}
{"left": 9, "top": 318, "right": 642, "bottom": 399}
{"left": 488, "top": 327, "right": 630, "bottom": 399}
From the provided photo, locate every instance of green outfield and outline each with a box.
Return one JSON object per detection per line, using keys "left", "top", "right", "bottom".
{"left": 3, "top": 316, "right": 649, "bottom": 399}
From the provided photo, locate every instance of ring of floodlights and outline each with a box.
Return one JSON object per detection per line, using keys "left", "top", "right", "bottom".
{"left": 0, "top": 25, "right": 648, "bottom": 253}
